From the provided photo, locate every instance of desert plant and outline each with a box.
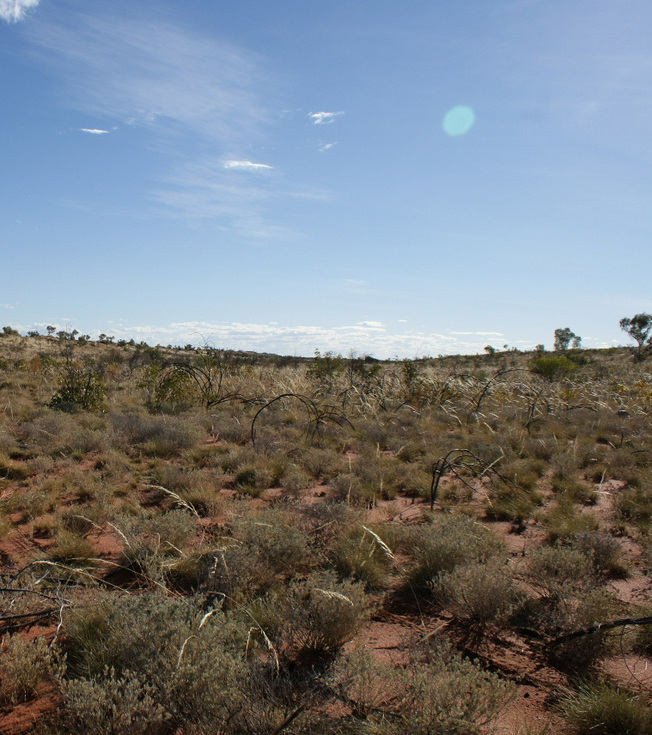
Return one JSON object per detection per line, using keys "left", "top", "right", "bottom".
{"left": 557, "top": 682, "right": 652, "bottom": 735}
{"left": 530, "top": 355, "right": 579, "bottom": 381}
{"left": 619, "top": 312, "right": 652, "bottom": 361}
{"left": 0, "top": 635, "right": 57, "bottom": 704}
{"left": 571, "top": 531, "right": 627, "bottom": 577}
{"left": 49, "top": 352, "right": 107, "bottom": 412}
{"left": 57, "top": 669, "right": 171, "bottom": 735}
{"left": 278, "top": 573, "right": 371, "bottom": 656}
{"left": 332, "top": 641, "right": 513, "bottom": 735}
{"left": 435, "top": 557, "right": 518, "bottom": 626}
{"left": 406, "top": 512, "right": 505, "bottom": 590}
{"left": 331, "top": 524, "right": 394, "bottom": 589}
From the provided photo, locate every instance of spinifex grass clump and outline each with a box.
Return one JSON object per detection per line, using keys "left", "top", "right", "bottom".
{"left": 557, "top": 683, "right": 652, "bottom": 735}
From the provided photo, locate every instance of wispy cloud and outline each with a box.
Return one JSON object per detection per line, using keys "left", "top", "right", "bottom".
{"left": 79, "top": 128, "right": 109, "bottom": 135}
{"left": 28, "top": 9, "right": 270, "bottom": 143}
{"left": 308, "top": 111, "right": 344, "bottom": 125}
{"left": 151, "top": 158, "right": 287, "bottom": 238}
{"left": 319, "top": 142, "right": 337, "bottom": 152}
{"left": 224, "top": 160, "right": 273, "bottom": 171}
{"left": 25, "top": 6, "right": 284, "bottom": 229}
{"left": 0, "top": 0, "right": 39, "bottom": 23}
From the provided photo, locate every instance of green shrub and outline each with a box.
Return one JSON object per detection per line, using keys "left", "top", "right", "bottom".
{"left": 527, "top": 545, "right": 594, "bottom": 599}
{"left": 332, "top": 641, "right": 512, "bottom": 735}
{"left": 60, "top": 593, "right": 250, "bottom": 732}
{"left": 526, "top": 546, "right": 614, "bottom": 670}
{"left": 615, "top": 486, "right": 652, "bottom": 529}
{"left": 0, "top": 635, "right": 57, "bottom": 704}
{"left": 435, "top": 558, "right": 518, "bottom": 625}
{"left": 571, "top": 531, "right": 627, "bottom": 577}
{"left": 530, "top": 355, "right": 579, "bottom": 381}
{"left": 557, "top": 683, "right": 652, "bottom": 735}
{"left": 49, "top": 359, "right": 107, "bottom": 412}
{"left": 406, "top": 513, "right": 505, "bottom": 590}
{"left": 278, "top": 573, "right": 371, "bottom": 655}
{"left": 46, "top": 531, "right": 96, "bottom": 566}
{"left": 58, "top": 669, "right": 171, "bottom": 735}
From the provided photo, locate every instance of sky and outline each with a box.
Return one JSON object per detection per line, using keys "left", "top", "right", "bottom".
{"left": 1, "top": 0, "right": 651, "bottom": 358}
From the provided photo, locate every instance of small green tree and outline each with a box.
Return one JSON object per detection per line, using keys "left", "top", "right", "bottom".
{"left": 554, "top": 327, "right": 581, "bottom": 351}
{"left": 619, "top": 313, "right": 652, "bottom": 361}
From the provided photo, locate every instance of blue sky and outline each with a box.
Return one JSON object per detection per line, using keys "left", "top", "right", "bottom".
{"left": 2, "top": 0, "right": 651, "bottom": 357}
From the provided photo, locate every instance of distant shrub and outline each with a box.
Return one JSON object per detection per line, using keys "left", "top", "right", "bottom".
{"left": 110, "top": 413, "right": 203, "bottom": 456}
{"left": 530, "top": 356, "right": 578, "bottom": 381}
{"left": 50, "top": 358, "right": 106, "bottom": 412}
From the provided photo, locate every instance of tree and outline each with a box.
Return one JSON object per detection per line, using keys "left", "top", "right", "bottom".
{"left": 554, "top": 327, "right": 581, "bottom": 351}
{"left": 619, "top": 312, "right": 652, "bottom": 360}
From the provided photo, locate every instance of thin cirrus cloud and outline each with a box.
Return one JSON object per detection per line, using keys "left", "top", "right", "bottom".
{"left": 308, "top": 111, "right": 344, "bottom": 125}
{"left": 0, "top": 0, "right": 40, "bottom": 23}
{"left": 26, "top": 8, "right": 269, "bottom": 142}
{"left": 24, "top": 5, "right": 283, "bottom": 228}
{"left": 151, "top": 158, "right": 289, "bottom": 238}
{"left": 79, "top": 128, "right": 109, "bottom": 135}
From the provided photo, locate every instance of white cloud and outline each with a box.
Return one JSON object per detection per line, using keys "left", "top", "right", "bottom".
{"left": 80, "top": 128, "right": 109, "bottom": 135}
{"left": 0, "top": 0, "right": 39, "bottom": 23}
{"left": 449, "top": 331, "right": 505, "bottom": 337}
{"left": 224, "top": 160, "right": 273, "bottom": 171}
{"left": 319, "top": 142, "right": 337, "bottom": 152}
{"left": 37, "top": 320, "right": 510, "bottom": 359}
{"left": 309, "top": 111, "right": 344, "bottom": 125}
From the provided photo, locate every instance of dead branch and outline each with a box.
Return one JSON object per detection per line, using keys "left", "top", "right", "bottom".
{"left": 549, "top": 616, "right": 652, "bottom": 646}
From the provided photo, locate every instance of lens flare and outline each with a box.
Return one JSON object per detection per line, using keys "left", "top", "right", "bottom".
{"left": 442, "top": 106, "right": 476, "bottom": 136}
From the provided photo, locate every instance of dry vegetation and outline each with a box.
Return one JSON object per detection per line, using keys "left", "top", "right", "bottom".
{"left": 0, "top": 332, "right": 650, "bottom": 734}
